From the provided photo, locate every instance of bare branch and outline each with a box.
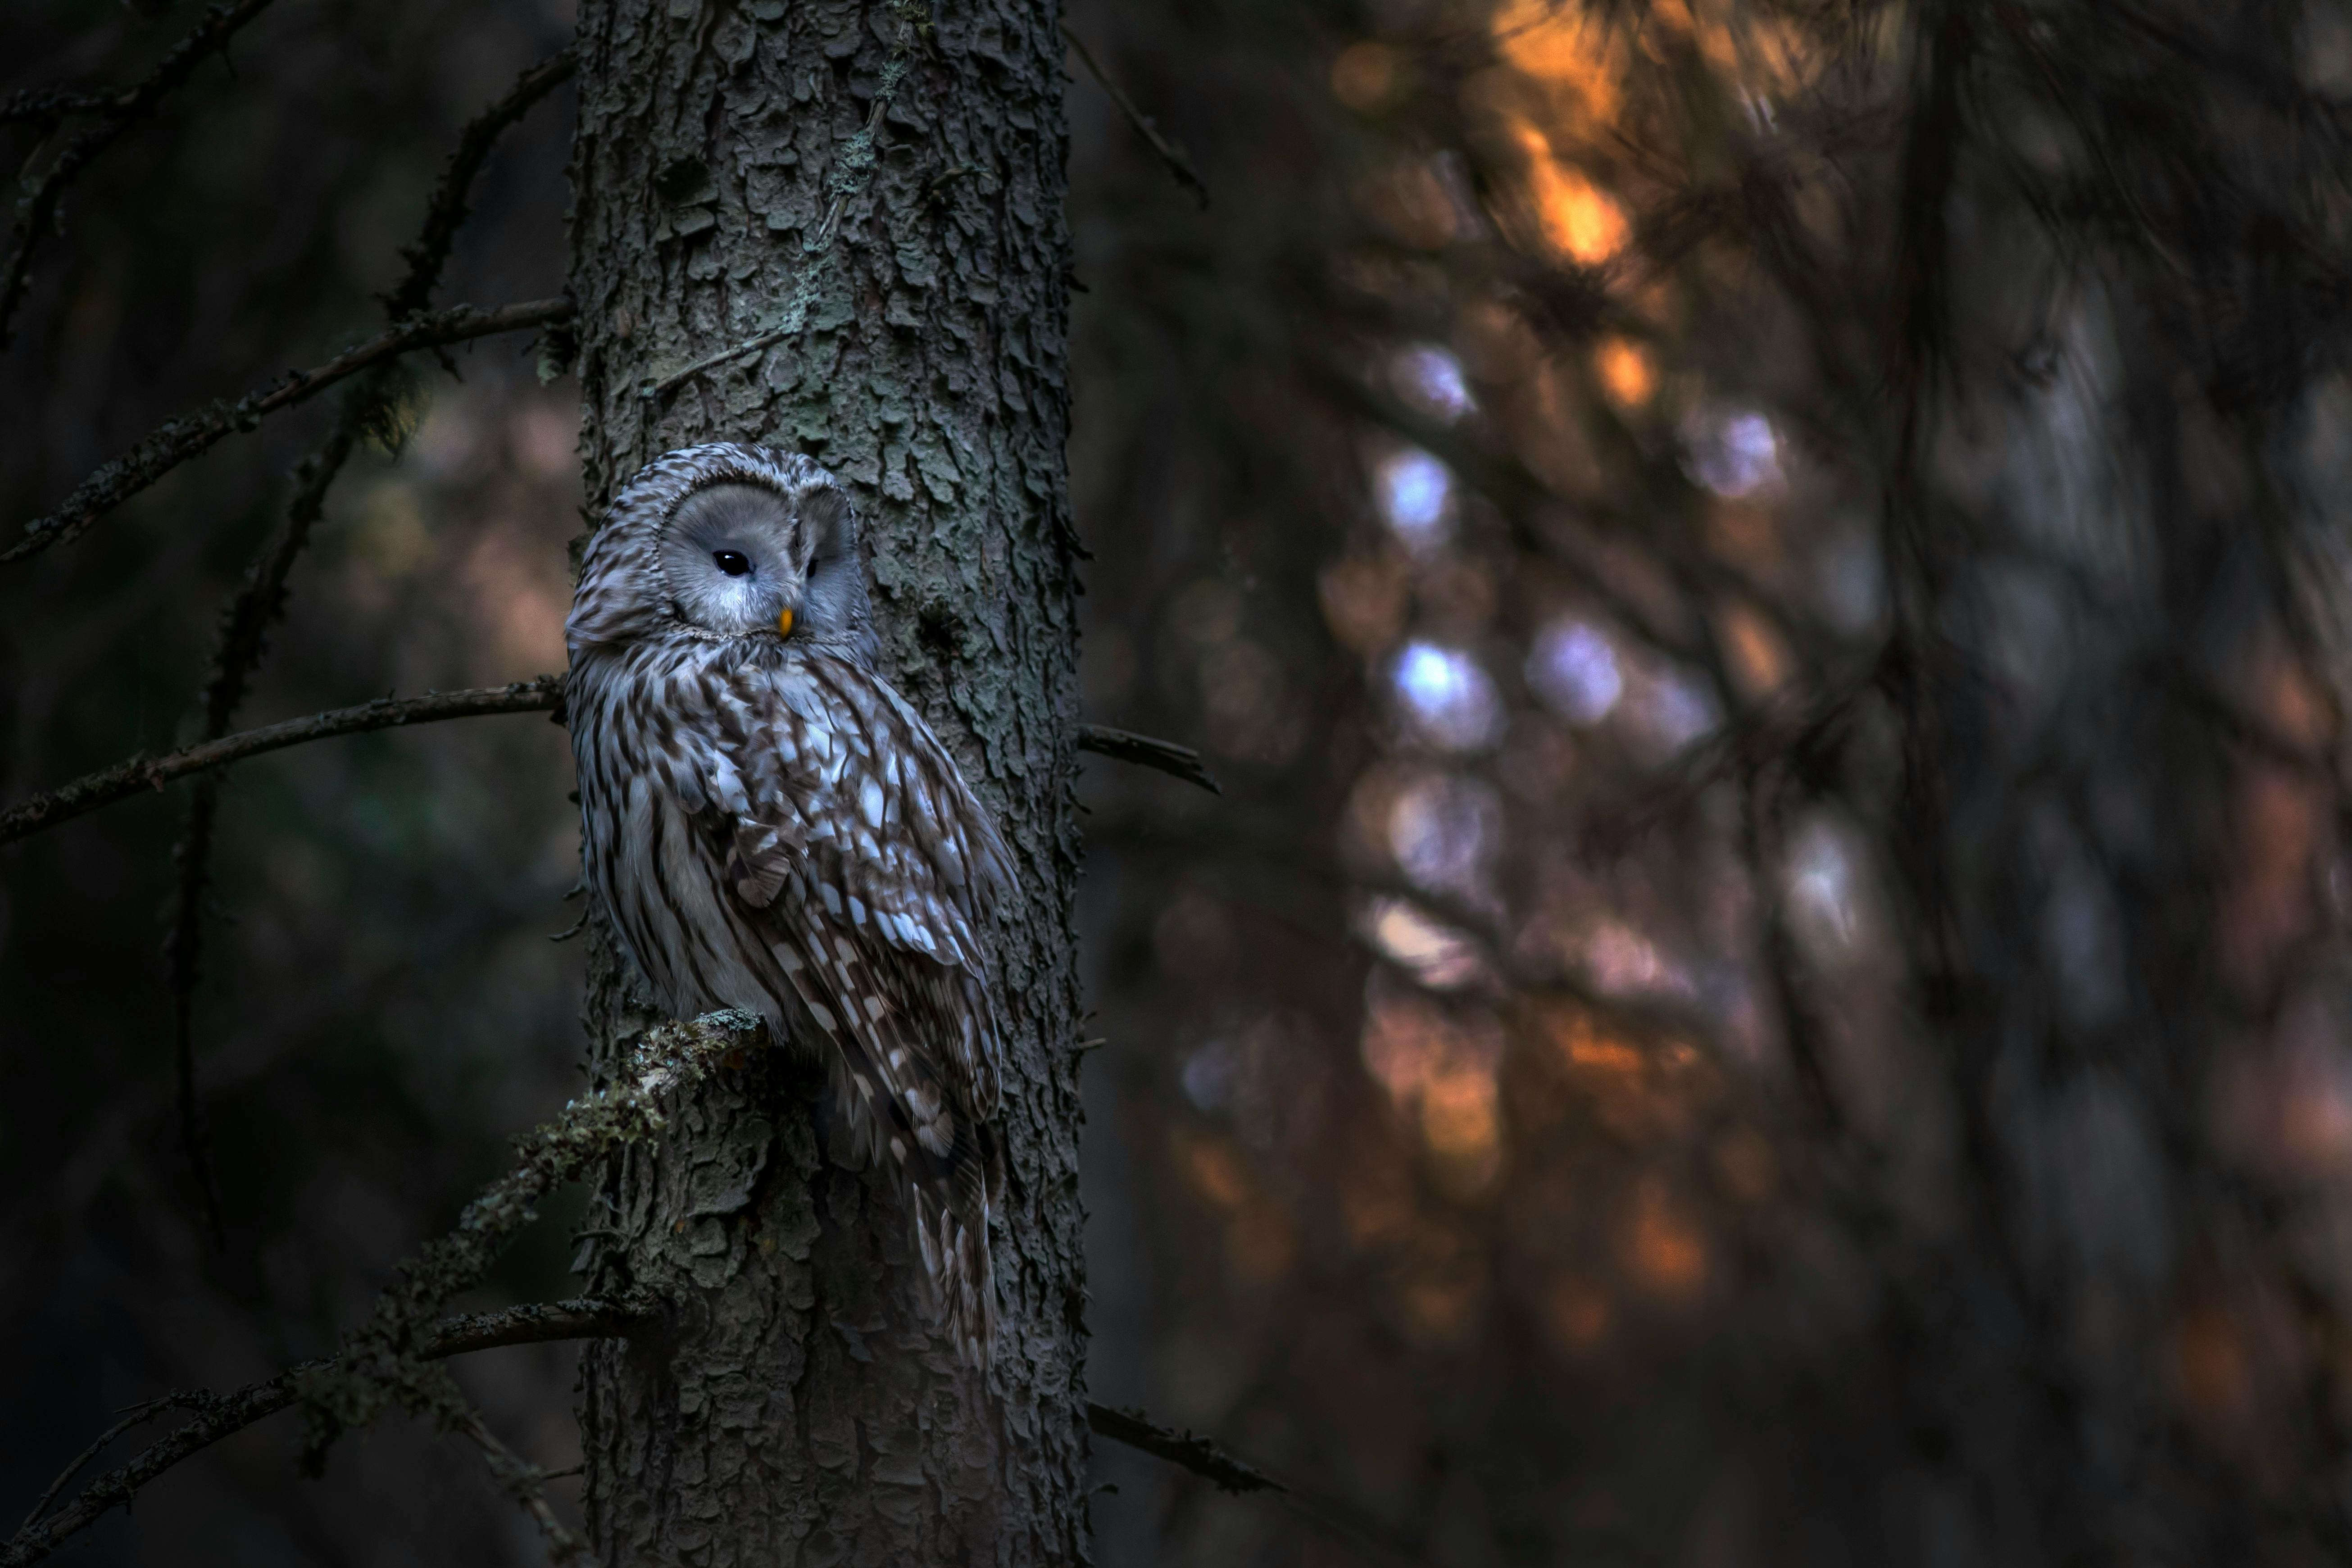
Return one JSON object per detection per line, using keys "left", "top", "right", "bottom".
{"left": 1086, "top": 1403, "right": 1433, "bottom": 1567}
{"left": 14, "top": 1397, "right": 191, "bottom": 1536}
{"left": 1085, "top": 1404, "right": 1274, "bottom": 1493}
{"left": 419, "top": 1300, "right": 646, "bottom": 1358}
{"left": 2, "top": 298, "right": 573, "bottom": 564}
{"left": 452, "top": 1408, "right": 586, "bottom": 1563}
{"left": 165, "top": 439, "right": 358, "bottom": 1244}
{"left": 293, "top": 1012, "right": 768, "bottom": 1468}
{"left": 164, "top": 45, "right": 581, "bottom": 1241}
{"left": 1076, "top": 723, "right": 1222, "bottom": 794}
{"left": 0, "top": 88, "right": 110, "bottom": 129}
{"left": 10, "top": 1010, "right": 764, "bottom": 1565}
{"left": 0, "top": 676, "right": 565, "bottom": 848}
{"left": 387, "top": 49, "right": 577, "bottom": 322}
{"left": 1577, "top": 653, "right": 1887, "bottom": 862}
{"left": 0, "top": 1300, "right": 640, "bottom": 1568}
{"left": 0, "top": 0, "right": 286, "bottom": 350}
{"left": 1060, "top": 24, "right": 1210, "bottom": 208}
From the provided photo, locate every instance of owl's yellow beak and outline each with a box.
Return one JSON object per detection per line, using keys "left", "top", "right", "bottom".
{"left": 776, "top": 606, "right": 795, "bottom": 638}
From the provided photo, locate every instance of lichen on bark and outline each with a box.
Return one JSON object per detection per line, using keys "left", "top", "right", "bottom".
{"left": 564, "top": 2, "right": 1087, "bottom": 1563}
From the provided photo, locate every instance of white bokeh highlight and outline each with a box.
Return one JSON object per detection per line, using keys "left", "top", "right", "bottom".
{"left": 1683, "top": 409, "right": 1783, "bottom": 498}
{"left": 1375, "top": 447, "right": 1455, "bottom": 552}
{"left": 1389, "top": 773, "right": 1503, "bottom": 894}
{"left": 1527, "top": 618, "right": 1624, "bottom": 725}
{"left": 1392, "top": 344, "right": 1476, "bottom": 423}
{"left": 1392, "top": 641, "right": 1502, "bottom": 751}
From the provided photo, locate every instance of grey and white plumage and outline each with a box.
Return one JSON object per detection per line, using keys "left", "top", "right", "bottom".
{"left": 566, "top": 442, "right": 1012, "bottom": 1365}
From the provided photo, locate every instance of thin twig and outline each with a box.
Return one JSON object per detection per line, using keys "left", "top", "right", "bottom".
{"left": 164, "top": 438, "right": 358, "bottom": 1246}
{"left": 1085, "top": 1404, "right": 1274, "bottom": 1492}
{"left": 1075, "top": 723, "right": 1222, "bottom": 794}
{"left": 1085, "top": 1403, "right": 1432, "bottom": 1566}
{"left": 14, "top": 1397, "right": 192, "bottom": 1535}
{"left": 0, "top": 88, "right": 111, "bottom": 128}
{"left": 454, "top": 1409, "right": 586, "bottom": 1563}
{"left": 0, "top": 677, "right": 566, "bottom": 847}
{"left": 292, "top": 1013, "right": 768, "bottom": 1468}
{"left": 0, "top": 0, "right": 286, "bottom": 350}
{"left": 2, "top": 298, "right": 573, "bottom": 564}
{"left": 8, "top": 1004, "right": 759, "bottom": 1568}
{"left": 386, "top": 49, "right": 577, "bottom": 322}
{"left": 0, "top": 1300, "right": 641, "bottom": 1568}
{"left": 1059, "top": 24, "right": 1209, "bottom": 208}
{"left": 1576, "top": 653, "right": 1887, "bottom": 862}
{"left": 641, "top": 14, "right": 923, "bottom": 400}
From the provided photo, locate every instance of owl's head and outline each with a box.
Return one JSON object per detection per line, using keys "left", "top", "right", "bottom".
{"left": 568, "top": 443, "right": 876, "bottom": 666}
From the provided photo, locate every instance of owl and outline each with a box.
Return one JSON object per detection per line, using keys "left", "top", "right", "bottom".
{"left": 565, "top": 442, "right": 1013, "bottom": 1367}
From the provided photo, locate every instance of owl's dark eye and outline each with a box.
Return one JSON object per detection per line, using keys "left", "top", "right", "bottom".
{"left": 711, "top": 550, "right": 752, "bottom": 577}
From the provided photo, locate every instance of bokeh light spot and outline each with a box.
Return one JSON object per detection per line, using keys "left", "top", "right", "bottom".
{"left": 1684, "top": 408, "right": 1783, "bottom": 497}
{"left": 1376, "top": 446, "right": 1455, "bottom": 551}
{"left": 1528, "top": 618, "right": 1624, "bottom": 725}
{"left": 1630, "top": 1181, "right": 1708, "bottom": 1298}
{"left": 1491, "top": 0, "right": 1621, "bottom": 118}
{"left": 1628, "top": 667, "right": 1720, "bottom": 758}
{"left": 1358, "top": 895, "right": 1489, "bottom": 990}
{"left": 1596, "top": 337, "right": 1655, "bottom": 408}
{"left": 1389, "top": 773, "right": 1503, "bottom": 895}
{"left": 1515, "top": 125, "right": 1627, "bottom": 265}
{"left": 1393, "top": 641, "right": 1502, "bottom": 751}
{"left": 1330, "top": 41, "right": 1402, "bottom": 111}
{"left": 1392, "top": 344, "right": 1476, "bottom": 423}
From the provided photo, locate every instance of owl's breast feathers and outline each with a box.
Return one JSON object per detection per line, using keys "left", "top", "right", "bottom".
{"left": 570, "top": 636, "right": 1013, "bottom": 1364}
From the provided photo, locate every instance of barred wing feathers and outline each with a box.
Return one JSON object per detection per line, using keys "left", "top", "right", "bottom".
{"left": 691, "top": 651, "right": 1012, "bottom": 1364}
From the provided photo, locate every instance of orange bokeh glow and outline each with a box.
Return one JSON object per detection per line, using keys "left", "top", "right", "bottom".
{"left": 1362, "top": 991, "right": 1507, "bottom": 1190}
{"left": 1545, "top": 1280, "right": 1613, "bottom": 1355}
{"left": 1630, "top": 1183, "right": 1708, "bottom": 1297}
{"left": 1180, "top": 1131, "right": 1249, "bottom": 1209}
{"left": 1595, "top": 337, "right": 1655, "bottom": 407}
{"left": 1516, "top": 125, "right": 1629, "bottom": 264}
{"left": 1331, "top": 41, "right": 1401, "bottom": 111}
{"left": 1492, "top": 0, "right": 1622, "bottom": 121}
{"left": 1718, "top": 600, "right": 1792, "bottom": 699}
{"left": 1649, "top": 0, "right": 1805, "bottom": 98}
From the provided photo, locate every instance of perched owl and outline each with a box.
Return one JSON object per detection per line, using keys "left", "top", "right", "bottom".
{"left": 565, "top": 442, "right": 1013, "bottom": 1366}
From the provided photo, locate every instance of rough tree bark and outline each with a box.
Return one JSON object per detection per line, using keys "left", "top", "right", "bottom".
{"left": 564, "top": 3, "right": 1088, "bottom": 1563}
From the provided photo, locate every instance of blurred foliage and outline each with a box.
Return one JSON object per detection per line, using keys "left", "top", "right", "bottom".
{"left": 1067, "top": 0, "right": 2352, "bottom": 1564}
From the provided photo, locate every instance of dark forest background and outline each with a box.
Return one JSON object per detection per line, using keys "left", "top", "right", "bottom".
{"left": 9, "top": 0, "right": 2352, "bottom": 1564}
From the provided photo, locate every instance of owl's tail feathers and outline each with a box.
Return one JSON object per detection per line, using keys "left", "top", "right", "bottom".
{"left": 826, "top": 1041, "right": 1003, "bottom": 1366}
{"left": 912, "top": 1164, "right": 998, "bottom": 1368}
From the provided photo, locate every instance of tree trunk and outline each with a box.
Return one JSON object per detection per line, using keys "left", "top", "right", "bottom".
{"left": 563, "top": 3, "right": 1087, "bottom": 1563}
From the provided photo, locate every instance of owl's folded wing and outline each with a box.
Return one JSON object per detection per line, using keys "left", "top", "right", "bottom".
{"left": 687, "top": 655, "right": 1012, "bottom": 1114}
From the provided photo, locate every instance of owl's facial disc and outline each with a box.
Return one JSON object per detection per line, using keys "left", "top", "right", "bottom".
{"left": 656, "top": 482, "right": 809, "bottom": 639}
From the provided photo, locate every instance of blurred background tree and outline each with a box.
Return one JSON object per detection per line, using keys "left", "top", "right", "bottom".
{"left": 9, "top": 0, "right": 2352, "bottom": 1564}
